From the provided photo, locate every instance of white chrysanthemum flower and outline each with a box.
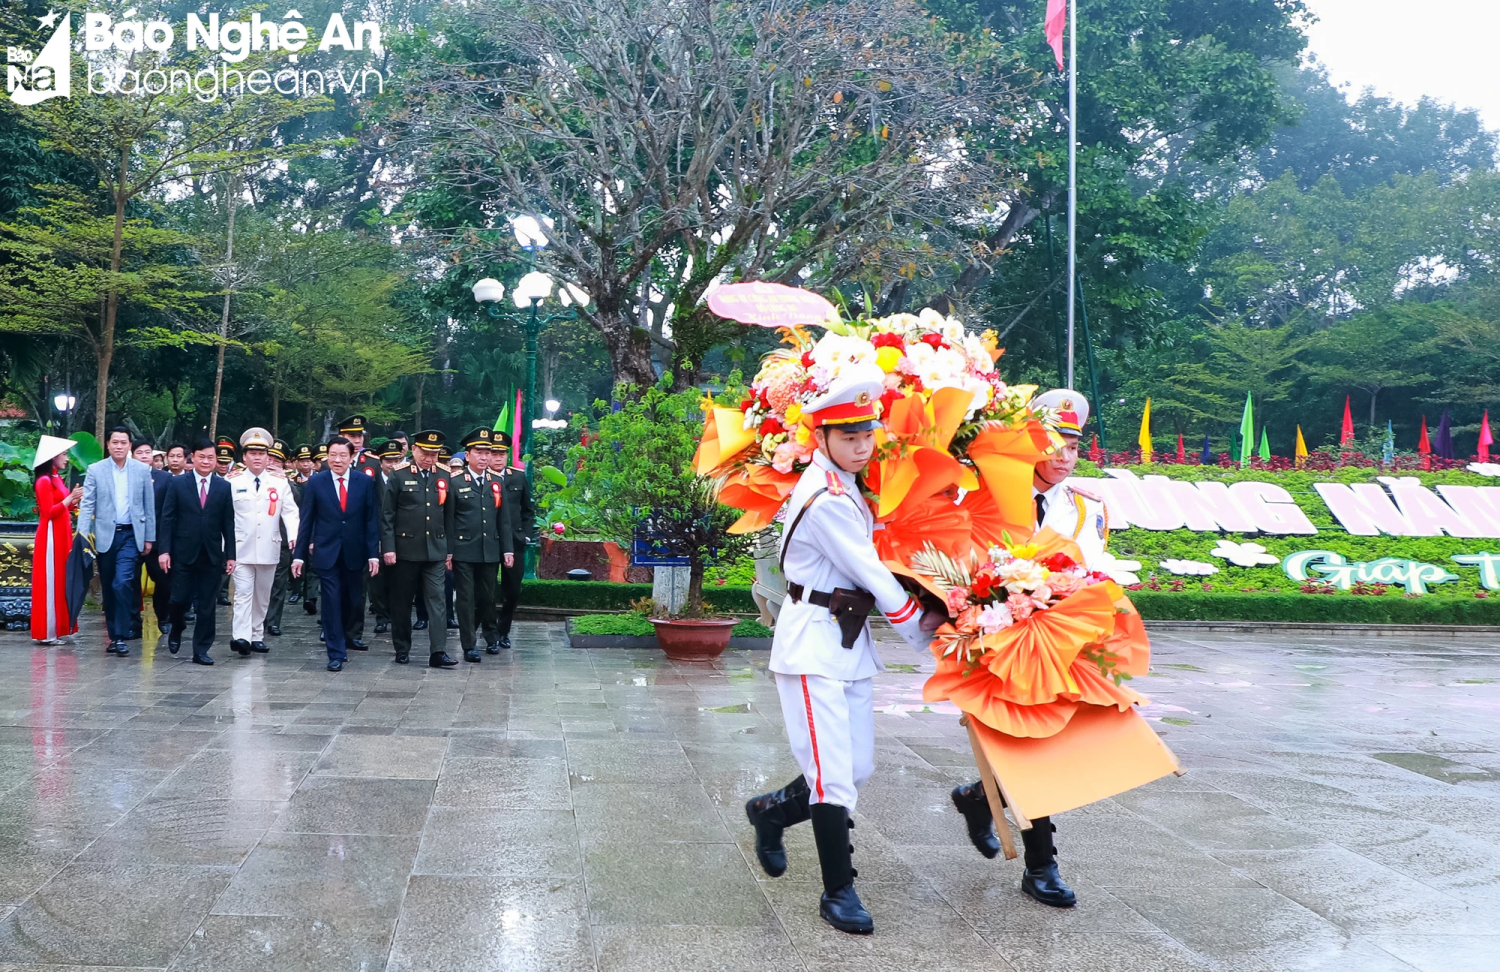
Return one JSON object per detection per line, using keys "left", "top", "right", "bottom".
{"left": 1093, "top": 551, "right": 1142, "bottom": 586}
{"left": 1210, "top": 540, "right": 1279, "bottom": 567}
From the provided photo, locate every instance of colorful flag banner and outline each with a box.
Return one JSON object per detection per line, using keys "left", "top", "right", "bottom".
{"left": 1294, "top": 425, "right": 1308, "bottom": 469}
{"left": 1176, "top": 432, "right": 1186, "bottom": 463}
{"left": 1045, "top": 0, "right": 1067, "bottom": 71}
{"left": 1258, "top": 428, "right": 1271, "bottom": 461}
{"left": 1137, "top": 397, "right": 1152, "bottom": 463}
{"left": 1383, "top": 420, "right": 1395, "bottom": 467}
{"left": 1199, "top": 433, "right": 1212, "bottom": 466}
{"left": 1480, "top": 411, "right": 1494, "bottom": 462}
{"left": 1340, "top": 395, "right": 1355, "bottom": 446}
{"left": 1435, "top": 409, "right": 1454, "bottom": 460}
{"left": 1238, "top": 393, "right": 1254, "bottom": 469}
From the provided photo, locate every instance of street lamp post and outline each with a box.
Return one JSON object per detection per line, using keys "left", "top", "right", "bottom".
{"left": 470, "top": 217, "right": 590, "bottom": 579}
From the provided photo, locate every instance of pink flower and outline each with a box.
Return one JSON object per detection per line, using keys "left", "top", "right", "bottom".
{"left": 945, "top": 587, "right": 971, "bottom": 616}
{"left": 771, "top": 442, "right": 799, "bottom": 474}
{"left": 552, "top": 522, "right": 566, "bottom": 536}
{"left": 1007, "top": 591, "right": 1034, "bottom": 620}
{"left": 977, "top": 601, "right": 1014, "bottom": 633}
{"left": 955, "top": 606, "right": 981, "bottom": 634}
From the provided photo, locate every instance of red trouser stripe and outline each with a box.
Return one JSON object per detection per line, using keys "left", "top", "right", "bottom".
{"left": 800, "top": 675, "right": 825, "bottom": 802}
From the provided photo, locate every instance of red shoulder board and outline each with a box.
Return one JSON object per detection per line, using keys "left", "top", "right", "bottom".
{"left": 824, "top": 470, "right": 846, "bottom": 496}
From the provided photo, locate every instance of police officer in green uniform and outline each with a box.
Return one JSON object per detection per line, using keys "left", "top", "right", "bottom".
{"left": 451, "top": 428, "right": 505, "bottom": 662}
{"left": 369, "top": 439, "right": 403, "bottom": 634}
{"left": 494, "top": 431, "right": 536, "bottom": 650}
{"left": 382, "top": 430, "right": 458, "bottom": 668}
{"left": 264, "top": 438, "right": 296, "bottom": 637}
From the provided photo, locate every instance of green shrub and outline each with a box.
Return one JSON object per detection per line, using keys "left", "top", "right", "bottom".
{"left": 569, "top": 612, "right": 773, "bottom": 638}
{"left": 522, "top": 580, "right": 758, "bottom": 613}
{"left": 1132, "top": 590, "right": 1500, "bottom": 624}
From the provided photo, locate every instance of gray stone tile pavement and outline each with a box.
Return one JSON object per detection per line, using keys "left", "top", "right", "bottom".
{"left": 0, "top": 608, "right": 1498, "bottom": 970}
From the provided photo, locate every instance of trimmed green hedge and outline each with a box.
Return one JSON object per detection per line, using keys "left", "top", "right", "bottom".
{"left": 1131, "top": 590, "right": 1500, "bottom": 625}
{"left": 569, "top": 613, "right": 772, "bottom": 637}
{"left": 521, "top": 579, "right": 758, "bottom": 614}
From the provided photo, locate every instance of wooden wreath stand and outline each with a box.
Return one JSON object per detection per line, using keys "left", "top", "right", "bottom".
{"left": 961, "top": 706, "right": 1185, "bottom": 861}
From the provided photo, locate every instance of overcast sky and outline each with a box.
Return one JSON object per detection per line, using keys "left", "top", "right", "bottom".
{"left": 1303, "top": 0, "right": 1500, "bottom": 130}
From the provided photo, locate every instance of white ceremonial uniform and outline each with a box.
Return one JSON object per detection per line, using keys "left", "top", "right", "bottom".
{"left": 1035, "top": 481, "right": 1109, "bottom": 569}
{"left": 230, "top": 469, "right": 301, "bottom": 642}
{"left": 772, "top": 450, "right": 915, "bottom": 810}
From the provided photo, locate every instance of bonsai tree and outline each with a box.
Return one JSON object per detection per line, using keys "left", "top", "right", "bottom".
{"left": 559, "top": 377, "right": 752, "bottom": 614}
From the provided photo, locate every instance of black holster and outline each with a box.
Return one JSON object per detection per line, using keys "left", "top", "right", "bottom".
{"left": 828, "top": 588, "right": 876, "bottom": 650}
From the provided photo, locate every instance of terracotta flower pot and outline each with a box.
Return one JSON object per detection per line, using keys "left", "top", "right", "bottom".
{"left": 650, "top": 617, "right": 738, "bottom": 660}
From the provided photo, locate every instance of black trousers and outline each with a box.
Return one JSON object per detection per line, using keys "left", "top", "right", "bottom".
{"left": 390, "top": 560, "right": 447, "bottom": 658}
{"left": 497, "top": 558, "right": 524, "bottom": 636}
{"left": 168, "top": 557, "right": 224, "bottom": 657}
{"left": 453, "top": 560, "right": 499, "bottom": 653}
{"left": 316, "top": 563, "right": 365, "bottom": 663}
{"left": 368, "top": 559, "right": 389, "bottom": 624}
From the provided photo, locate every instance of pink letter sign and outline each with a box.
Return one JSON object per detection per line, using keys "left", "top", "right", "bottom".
{"left": 707, "top": 282, "right": 839, "bottom": 328}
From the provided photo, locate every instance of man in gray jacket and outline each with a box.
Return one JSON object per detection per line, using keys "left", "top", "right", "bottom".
{"left": 76, "top": 426, "right": 157, "bottom": 655}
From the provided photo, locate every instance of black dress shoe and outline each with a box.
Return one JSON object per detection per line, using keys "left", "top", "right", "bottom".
{"left": 745, "top": 775, "right": 811, "bottom": 877}
{"left": 446, "top": 616, "right": 460, "bottom": 630}
{"left": 216, "top": 595, "right": 230, "bottom": 606}
{"left": 499, "top": 635, "right": 512, "bottom": 650}
{"left": 267, "top": 625, "right": 281, "bottom": 637}
{"left": 811, "top": 803, "right": 873, "bottom": 934}
{"left": 289, "top": 594, "right": 301, "bottom": 604}
{"left": 1020, "top": 818, "right": 1075, "bottom": 907}
{"left": 951, "top": 781, "right": 1002, "bottom": 859}
{"left": 167, "top": 639, "right": 181, "bottom": 655}
{"left": 319, "top": 632, "right": 326, "bottom": 642}
{"left": 485, "top": 642, "right": 501, "bottom": 654}
{"left": 464, "top": 649, "right": 482, "bottom": 663}
{"left": 375, "top": 621, "right": 389, "bottom": 634}
{"left": 184, "top": 611, "right": 196, "bottom": 622}
{"left": 303, "top": 600, "right": 317, "bottom": 614}
{"left": 395, "top": 652, "right": 410, "bottom": 664}
{"left": 429, "top": 652, "right": 458, "bottom": 669}
{"left": 114, "top": 641, "right": 130, "bottom": 657}
{"left": 251, "top": 641, "right": 268, "bottom": 653}
{"left": 232, "top": 639, "right": 252, "bottom": 656}
{"left": 105, "top": 641, "right": 121, "bottom": 654}
{"left": 192, "top": 654, "right": 214, "bottom": 666}
{"left": 327, "top": 659, "right": 343, "bottom": 672}
{"left": 350, "top": 640, "right": 369, "bottom": 651}
{"left": 412, "top": 619, "right": 428, "bottom": 630}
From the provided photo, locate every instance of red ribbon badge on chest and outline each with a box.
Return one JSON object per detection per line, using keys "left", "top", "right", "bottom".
{"left": 436, "top": 477, "right": 448, "bottom": 505}
{"left": 364, "top": 466, "right": 375, "bottom": 476}
{"left": 491, "top": 481, "right": 502, "bottom": 508}
{"left": 267, "top": 487, "right": 279, "bottom": 517}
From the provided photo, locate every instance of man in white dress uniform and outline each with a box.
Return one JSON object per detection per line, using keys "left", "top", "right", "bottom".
{"left": 228, "top": 428, "right": 301, "bottom": 656}
{"left": 743, "top": 364, "right": 932, "bottom": 935}
{"left": 949, "top": 388, "right": 1105, "bottom": 908}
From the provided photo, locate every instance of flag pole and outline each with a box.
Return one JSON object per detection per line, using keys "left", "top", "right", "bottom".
{"left": 1065, "top": 0, "right": 1077, "bottom": 390}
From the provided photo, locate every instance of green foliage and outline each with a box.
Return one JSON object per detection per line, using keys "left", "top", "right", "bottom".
{"left": 0, "top": 441, "right": 34, "bottom": 519}
{"left": 1132, "top": 591, "right": 1500, "bottom": 625}
{"left": 570, "top": 612, "right": 772, "bottom": 637}
{"left": 521, "top": 580, "right": 758, "bottom": 613}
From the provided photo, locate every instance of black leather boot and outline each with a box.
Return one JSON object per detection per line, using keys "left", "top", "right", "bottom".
{"left": 744, "top": 775, "right": 811, "bottom": 877}
{"left": 951, "top": 781, "right": 1001, "bottom": 859}
{"left": 811, "top": 803, "right": 873, "bottom": 934}
{"left": 1020, "top": 817, "right": 1075, "bottom": 907}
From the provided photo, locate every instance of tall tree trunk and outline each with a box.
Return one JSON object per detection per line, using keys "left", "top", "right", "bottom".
{"left": 271, "top": 376, "right": 280, "bottom": 436}
{"left": 1369, "top": 389, "right": 1378, "bottom": 429}
{"left": 686, "top": 555, "right": 705, "bottom": 615}
{"left": 600, "top": 310, "right": 657, "bottom": 396}
{"left": 209, "top": 176, "right": 240, "bottom": 440}
{"left": 97, "top": 145, "right": 131, "bottom": 441}
{"left": 414, "top": 374, "right": 425, "bottom": 430}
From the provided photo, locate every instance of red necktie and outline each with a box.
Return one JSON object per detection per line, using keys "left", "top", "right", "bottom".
{"left": 199, "top": 478, "right": 207, "bottom": 508}
{"left": 338, "top": 476, "right": 347, "bottom": 512}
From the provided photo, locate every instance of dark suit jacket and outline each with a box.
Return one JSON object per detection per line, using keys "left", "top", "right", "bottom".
{"left": 294, "top": 469, "right": 380, "bottom": 571}
{"left": 158, "top": 473, "right": 236, "bottom": 566}
{"left": 150, "top": 469, "right": 172, "bottom": 521}
{"left": 498, "top": 467, "right": 536, "bottom": 555}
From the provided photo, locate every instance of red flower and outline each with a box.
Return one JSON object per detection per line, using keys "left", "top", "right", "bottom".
{"left": 918, "top": 332, "right": 947, "bottom": 349}
{"left": 872, "top": 332, "right": 905, "bottom": 349}
{"left": 739, "top": 398, "right": 753, "bottom": 412}
{"left": 879, "top": 388, "right": 904, "bottom": 418}
{"left": 800, "top": 351, "right": 815, "bottom": 368}
{"left": 1041, "top": 552, "right": 1076, "bottom": 572}
{"left": 758, "top": 417, "right": 784, "bottom": 436}
{"left": 757, "top": 388, "right": 770, "bottom": 408}
{"left": 971, "top": 572, "right": 995, "bottom": 599}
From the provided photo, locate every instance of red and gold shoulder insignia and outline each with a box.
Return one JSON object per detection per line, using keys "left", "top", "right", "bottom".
{"left": 824, "top": 470, "right": 846, "bottom": 496}
{"left": 1068, "top": 483, "right": 1101, "bottom": 502}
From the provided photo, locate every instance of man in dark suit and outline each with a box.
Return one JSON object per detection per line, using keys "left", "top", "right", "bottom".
{"left": 495, "top": 432, "right": 536, "bottom": 650}
{"left": 157, "top": 438, "right": 236, "bottom": 665}
{"left": 293, "top": 435, "right": 381, "bottom": 672}
{"left": 143, "top": 442, "right": 176, "bottom": 634}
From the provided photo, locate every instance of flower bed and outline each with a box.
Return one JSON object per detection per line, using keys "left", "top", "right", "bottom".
{"left": 565, "top": 613, "right": 772, "bottom": 649}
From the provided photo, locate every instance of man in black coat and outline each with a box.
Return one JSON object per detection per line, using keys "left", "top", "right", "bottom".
{"left": 494, "top": 432, "right": 536, "bottom": 650}
{"left": 293, "top": 436, "right": 381, "bottom": 672}
{"left": 143, "top": 442, "right": 177, "bottom": 634}
{"left": 157, "top": 438, "right": 237, "bottom": 665}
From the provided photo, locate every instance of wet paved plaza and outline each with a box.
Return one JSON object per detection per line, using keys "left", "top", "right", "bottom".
{"left": 1, "top": 609, "right": 1498, "bottom": 972}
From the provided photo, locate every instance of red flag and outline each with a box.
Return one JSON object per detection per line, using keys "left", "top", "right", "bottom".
{"left": 1417, "top": 417, "right": 1431, "bottom": 455}
{"left": 1045, "top": 0, "right": 1066, "bottom": 71}
{"left": 1339, "top": 395, "right": 1355, "bottom": 446}
{"left": 511, "top": 388, "right": 526, "bottom": 471}
{"left": 1176, "top": 433, "right": 1185, "bottom": 463}
{"left": 1480, "top": 410, "right": 1494, "bottom": 462}
{"left": 1088, "top": 434, "right": 1102, "bottom": 463}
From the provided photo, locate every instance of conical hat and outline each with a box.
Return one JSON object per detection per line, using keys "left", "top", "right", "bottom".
{"left": 32, "top": 435, "right": 76, "bottom": 470}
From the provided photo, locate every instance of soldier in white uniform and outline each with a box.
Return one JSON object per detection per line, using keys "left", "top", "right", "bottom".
{"left": 950, "top": 388, "right": 1102, "bottom": 908}
{"left": 228, "top": 428, "right": 301, "bottom": 656}
{"left": 744, "top": 364, "right": 932, "bottom": 935}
